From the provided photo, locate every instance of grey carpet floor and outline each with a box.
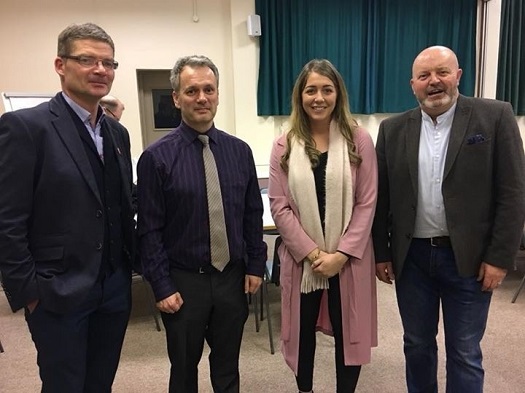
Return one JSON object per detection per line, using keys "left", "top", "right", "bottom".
{"left": 1, "top": 244, "right": 524, "bottom": 392}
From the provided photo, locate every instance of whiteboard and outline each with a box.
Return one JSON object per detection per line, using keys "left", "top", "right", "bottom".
{"left": 2, "top": 92, "right": 54, "bottom": 113}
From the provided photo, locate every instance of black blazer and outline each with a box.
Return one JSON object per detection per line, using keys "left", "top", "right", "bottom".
{"left": 0, "top": 93, "right": 135, "bottom": 313}
{"left": 372, "top": 95, "right": 525, "bottom": 278}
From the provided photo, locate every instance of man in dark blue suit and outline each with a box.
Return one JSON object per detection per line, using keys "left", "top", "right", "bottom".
{"left": 0, "top": 23, "right": 135, "bottom": 392}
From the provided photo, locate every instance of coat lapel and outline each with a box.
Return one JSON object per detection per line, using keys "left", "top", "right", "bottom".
{"left": 49, "top": 95, "right": 102, "bottom": 205}
{"left": 444, "top": 96, "right": 471, "bottom": 179}
{"left": 405, "top": 109, "right": 422, "bottom": 198}
{"left": 103, "top": 120, "right": 132, "bottom": 203}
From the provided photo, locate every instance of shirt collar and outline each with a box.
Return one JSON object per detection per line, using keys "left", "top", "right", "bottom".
{"left": 61, "top": 92, "right": 106, "bottom": 125}
{"left": 421, "top": 102, "right": 457, "bottom": 125}
{"left": 179, "top": 121, "right": 218, "bottom": 144}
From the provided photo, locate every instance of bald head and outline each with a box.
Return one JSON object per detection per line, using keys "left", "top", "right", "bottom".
{"left": 100, "top": 95, "right": 125, "bottom": 121}
{"left": 410, "top": 46, "right": 462, "bottom": 119}
{"left": 412, "top": 46, "right": 459, "bottom": 77}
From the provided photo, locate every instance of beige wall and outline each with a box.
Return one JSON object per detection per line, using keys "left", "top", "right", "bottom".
{"left": 0, "top": 0, "right": 237, "bottom": 159}
{"left": 0, "top": 0, "right": 521, "bottom": 168}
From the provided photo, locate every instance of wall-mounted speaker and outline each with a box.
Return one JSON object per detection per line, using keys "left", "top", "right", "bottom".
{"left": 247, "top": 14, "right": 261, "bottom": 37}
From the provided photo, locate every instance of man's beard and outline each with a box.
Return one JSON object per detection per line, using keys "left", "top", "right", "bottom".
{"left": 419, "top": 86, "right": 457, "bottom": 110}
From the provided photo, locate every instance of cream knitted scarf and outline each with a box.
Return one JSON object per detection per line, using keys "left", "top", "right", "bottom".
{"left": 288, "top": 122, "right": 354, "bottom": 293}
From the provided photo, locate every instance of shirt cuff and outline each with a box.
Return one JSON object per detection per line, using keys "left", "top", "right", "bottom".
{"left": 150, "top": 276, "right": 177, "bottom": 302}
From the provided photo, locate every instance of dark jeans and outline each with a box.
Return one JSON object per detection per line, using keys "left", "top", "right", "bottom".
{"left": 296, "top": 275, "right": 361, "bottom": 393}
{"left": 25, "top": 267, "right": 132, "bottom": 393}
{"left": 161, "top": 262, "right": 248, "bottom": 393}
{"left": 396, "top": 239, "right": 492, "bottom": 393}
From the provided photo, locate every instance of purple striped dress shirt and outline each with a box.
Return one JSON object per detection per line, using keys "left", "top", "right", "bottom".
{"left": 137, "top": 122, "right": 267, "bottom": 300}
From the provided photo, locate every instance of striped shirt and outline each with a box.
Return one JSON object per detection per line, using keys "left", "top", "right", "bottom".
{"left": 137, "top": 121, "right": 267, "bottom": 300}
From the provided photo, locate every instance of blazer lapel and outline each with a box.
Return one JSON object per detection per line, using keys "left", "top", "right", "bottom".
{"left": 405, "top": 109, "right": 422, "bottom": 198}
{"left": 49, "top": 95, "right": 102, "bottom": 205}
{"left": 76, "top": 121, "right": 100, "bottom": 158}
{"left": 444, "top": 96, "right": 471, "bottom": 179}
{"left": 103, "top": 121, "right": 132, "bottom": 201}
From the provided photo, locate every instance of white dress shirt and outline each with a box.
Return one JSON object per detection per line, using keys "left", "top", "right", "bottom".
{"left": 413, "top": 103, "right": 456, "bottom": 238}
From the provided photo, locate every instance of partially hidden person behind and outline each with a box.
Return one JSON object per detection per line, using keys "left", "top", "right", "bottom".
{"left": 372, "top": 45, "right": 525, "bottom": 393}
{"left": 268, "top": 59, "right": 378, "bottom": 393}
{"left": 137, "top": 55, "right": 267, "bottom": 393}
{"left": 100, "top": 94, "right": 125, "bottom": 121}
{"left": 0, "top": 22, "right": 136, "bottom": 392}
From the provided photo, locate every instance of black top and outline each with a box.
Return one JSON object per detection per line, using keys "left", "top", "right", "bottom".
{"left": 313, "top": 151, "right": 328, "bottom": 233}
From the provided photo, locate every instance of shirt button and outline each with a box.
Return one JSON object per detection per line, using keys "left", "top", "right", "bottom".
{"left": 96, "top": 210, "right": 103, "bottom": 218}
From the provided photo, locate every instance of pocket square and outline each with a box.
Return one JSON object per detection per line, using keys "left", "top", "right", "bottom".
{"left": 466, "top": 133, "right": 486, "bottom": 145}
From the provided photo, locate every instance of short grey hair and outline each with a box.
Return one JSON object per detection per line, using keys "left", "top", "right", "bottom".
{"left": 57, "top": 23, "right": 115, "bottom": 57}
{"left": 169, "top": 55, "right": 219, "bottom": 92}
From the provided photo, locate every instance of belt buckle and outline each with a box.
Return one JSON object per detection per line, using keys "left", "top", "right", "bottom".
{"left": 430, "top": 237, "right": 439, "bottom": 247}
{"left": 198, "top": 267, "right": 206, "bottom": 274}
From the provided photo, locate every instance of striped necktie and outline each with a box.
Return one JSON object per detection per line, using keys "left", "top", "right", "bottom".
{"left": 198, "top": 135, "right": 230, "bottom": 271}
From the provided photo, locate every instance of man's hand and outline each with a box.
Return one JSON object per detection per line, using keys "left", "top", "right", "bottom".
{"left": 312, "top": 251, "right": 347, "bottom": 278}
{"left": 156, "top": 292, "right": 184, "bottom": 313}
{"left": 245, "top": 274, "right": 263, "bottom": 294}
{"left": 477, "top": 262, "right": 507, "bottom": 291}
{"left": 376, "top": 261, "right": 395, "bottom": 284}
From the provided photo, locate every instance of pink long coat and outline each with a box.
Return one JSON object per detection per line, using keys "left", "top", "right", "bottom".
{"left": 268, "top": 128, "right": 378, "bottom": 374}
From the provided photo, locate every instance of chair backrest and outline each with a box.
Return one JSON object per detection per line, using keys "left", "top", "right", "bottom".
{"left": 270, "top": 236, "right": 282, "bottom": 285}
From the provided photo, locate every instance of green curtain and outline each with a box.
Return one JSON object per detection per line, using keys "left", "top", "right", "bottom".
{"left": 496, "top": 0, "right": 525, "bottom": 115}
{"left": 256, "top": 0, "right": 477, "bottom": 116}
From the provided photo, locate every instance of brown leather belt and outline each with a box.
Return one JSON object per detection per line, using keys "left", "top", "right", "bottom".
{"left": 426, "top": 236, "right": 452, "bottom": 248}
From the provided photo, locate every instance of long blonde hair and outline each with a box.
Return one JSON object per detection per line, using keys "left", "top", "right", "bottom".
{"left": 281, "top": 59, "right": 362, "bottom": 171}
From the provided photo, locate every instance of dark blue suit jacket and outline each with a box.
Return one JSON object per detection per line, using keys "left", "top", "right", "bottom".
{"left": 0, "top": 93, "right": 135, "bottom": 313}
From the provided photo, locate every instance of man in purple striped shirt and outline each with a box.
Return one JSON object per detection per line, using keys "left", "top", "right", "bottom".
{"left": 137, "top": 55, "right": 267, "bottom": 393}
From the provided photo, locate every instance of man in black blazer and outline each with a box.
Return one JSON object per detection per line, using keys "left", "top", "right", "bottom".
{"left": 0, "top": 23, "right": 135, "bottom": 392}
{"left": 373, "top": 46, "right": 525, "bottom": 392}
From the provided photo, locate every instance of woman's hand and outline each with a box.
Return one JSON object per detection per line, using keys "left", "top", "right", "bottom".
{"left": 311, "top": 251, "right": 348, "bottom": 278}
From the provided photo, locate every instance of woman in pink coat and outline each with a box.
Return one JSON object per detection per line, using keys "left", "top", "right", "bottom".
{"left": 268, "top": 59, "right": 378, "bottom": 393}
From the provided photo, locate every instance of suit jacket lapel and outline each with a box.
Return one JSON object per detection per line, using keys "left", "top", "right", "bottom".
{"left": 103, "top": 121, "right": 132, "bottom": 203}
{"left": 405, "top": 109, "right": 421, "bottom": 198}
{"left": 49, "top": 95, "right": 102, "bottom": 205}
{"left": 76, "top": 121, "right": 100, "bottom": 158}
{"left": 444, "top": 95, "right": 471, "bottom": 179}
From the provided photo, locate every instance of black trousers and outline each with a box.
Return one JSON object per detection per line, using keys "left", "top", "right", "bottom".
{"left": 296, "top": 275, "right": 361, "bottom": 393}
{"left": 25, "top": 267, "right": 132, "bottom": 393}
{"left": 161, "top": 262, "right": 249, "bottom": 393}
